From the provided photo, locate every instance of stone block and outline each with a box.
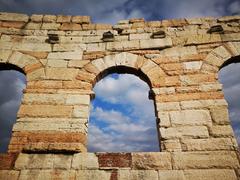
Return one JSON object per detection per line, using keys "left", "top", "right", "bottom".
{"left": 72, "top": 153, "right": 99, "bottom": 169}
{"left": 132, "top": 152, "right": 172, "bottom": 170}
{"left": 13, "top": 43, "right": 52, "bottom": 52}
{"left": 180, "top": 74, "right": 216, "bottom": 86}
{"left": 158, "top": 170, "right": 185, "bottom": 180}
{"left": 30, "top": 14, "right": 43, "bottom": 22}
{"left": 22, "top": 93, "right": 65, "bottom": 105}
{"left": 53, "top": 154, "right": 72, "bottom": 169}
{"left": 15, "top": 153, "right": 53, "bottom": 169}
{"left": 184, "top": 169, "right": 237, "bottom": 180}
{"left": 210, "top": 125, "right": 234, "bottom": 137}
{"left": 210, "top": 107, "right": 230, "bottom": 124}
{"left": 19, "top": 170, "right": 76, "bottom": 180}
{"left": 181, "top": 138, "right": 236, "bottom": 151}
{"left": 161, "top": 46, "right": 197, "bottom": 57}
{"left": 158, "top": 112, "right": 171, "bottom": 127}
{"left": 46, "top": 67, "right": 79, "bottom": 80}
{"left": 139, "top": 38, "right": 172, "bottom": 49}
{"left": 73, "top": 106, "right": 89, "bottom": 118}
{"left": 0, "top": 49, "right": 12, "bottom": 62}
{"left": 162, "top": 139, "right": 182, "bottom": 152}
{"left": 76, "top": 170, "right": 111, "bottom": 180}
{"left": 106, "top": 40, "right": 140, "bottom": 51}
{"left": 8, "top": 51, "right": 38, "bottom": 68}
{"left": 152, "top": 87, "right": 175, "bottom": 95}
{"left": 160, "top": 126, "right": 209, "bottom": 139}
{"left": 72, "top": 16, "right": 91, "bottom": 24}
{"left": 199, "top": 83, "right": 222, "bottom": 92}
{"left": 156, "top": 102, "right": 180, "bottom": 111}
{"left": 0, "top": 12, "right": 29, "bottom": 22}
{"left": 47, "top": 51, "right": 83, "bottom": 60}
{"left": 118, "top": 170, "right": 158, "bottom": 180}
{"left": 53, "top": 44, "right": 86, "bottom": 52}
{"left": 41, "top": 23, "right": 60, "bottom": 30}
{"left": 56, "top": 15, "right": 71, "bottom": 23}
{"left": 60, "top": 23, "right": 82, "bottom": 31}
{"left": 0, "top": 170, "right": 19, "bottom": 180}
{"left": 18, "top": 104, "right": 73, "bottom": 118}
{"left": 169, "top": 110, "right": 212, "bottom": 126}
{"left": 47, "top": 59, "right": 68, "bottom": 68}
{"left": 27, "top": 68, "right": 45, "bottom": 81}
{"left": 180, "top": 99, "right": 228, "bottom": 109}
{"left": 43, "top": 15, "right": 56, "bottom": 22}
{"left": 129, "top": 33, "right": 151, "bottom": 40}
{"left": 66, "top": 95, "right": 90, "bottom": 105}
{"left": 183, "top": 61, "right": 202, "bottom": 70}
{"left": 172, "top": 151, "right": 240, "bottom": 169}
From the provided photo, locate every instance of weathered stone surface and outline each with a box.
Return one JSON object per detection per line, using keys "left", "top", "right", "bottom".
{"left": 118, "top": 170, "right": 158, "bottom": 180}
{"left": 0, "top": 12, "right": 29, "bottom": 22}
{"left": 47, "top": 51, "right": 83, "bottom": 60}
{"left": 66, "top": 95, "right": 90, "bottom": 105}
{"left": 169, "top": 110, "right": 212, "bottom": 126}
{"left": 156, "top": 102, "right": 180, "bottom": 111}
{"left": 139, "top": 38, "right": 172, "bottom": 49}
{"left": 72, "top": 105, "right": 89, "bottom": 118}
{"left": 132, "top": 152, "right": 172, "bottom": 170}
{"left": 158, "top": 170, "right": 185, "bottom": 180}
{"left": 210, "top": 107, "right": 230, "bottom": 124}
{"left": 46, "top": 68, "right": 79, "bottom": 80}
{"left": 172, "top": 151, "right": 240, "bottom": 169}
{"left": 72, "top": 153, "right": 99, "bottom": 169}
{"left": 210, "top": 125, "right": 234, "bottom": 137}
{"left": 0, "top": 170, "right": 19, "bottom": 180}
{"left": 184, "top": 169, "right": 237, "bottom": 180}
{"left": 160, "top": 126, "right": 209, "bottom": 139}
{"left": 76, "top": 170, "right": 111, "bottom": 180}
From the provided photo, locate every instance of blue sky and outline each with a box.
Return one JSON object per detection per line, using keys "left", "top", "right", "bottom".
{"left": 0, "top": 0, "right": 240, "bottom": 152}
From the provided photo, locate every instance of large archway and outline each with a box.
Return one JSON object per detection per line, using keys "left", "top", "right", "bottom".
{"left": 0, "top": 63, "right": 26, "bottom": 152}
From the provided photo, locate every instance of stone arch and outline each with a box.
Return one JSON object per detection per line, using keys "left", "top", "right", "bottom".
{"left": 202, "top": 42, "right": 240, "bottom": 71}
{"left": 82, "top": 52, "right": 164, "bottom": 151}
{"left": 0, "top": 50, "right": 45, "bottom": 81}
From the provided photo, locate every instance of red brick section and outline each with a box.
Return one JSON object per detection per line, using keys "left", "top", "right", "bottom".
{"left": 97, "top": 153, "right": 132, "bottom": 168}
{"left": 110, "top": 170, "right": 118, "bottom": 180}
{"left": 0, "top": 153, "right": 18, "bottom": 170}
{"left": 8, "top": 131, "right": 86, "bottom": 152}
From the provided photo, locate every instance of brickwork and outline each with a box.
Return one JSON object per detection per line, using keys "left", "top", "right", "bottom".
{"left": 0, "top": 12, "right": 240, "bottom": 179}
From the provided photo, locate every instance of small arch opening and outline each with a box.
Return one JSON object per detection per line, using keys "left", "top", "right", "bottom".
{"left": 219, "top": 56, "right": 240, "bottom": 147}
{"left": 87, "top": 66, "right": 159, "bottom": 152}
{"left": 0, "top": 63, "right": 26, "bottom": 153}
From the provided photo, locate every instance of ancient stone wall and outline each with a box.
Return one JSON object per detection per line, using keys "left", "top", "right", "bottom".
{"left": 0, "top": 12, "right": 240, "bottom": 179}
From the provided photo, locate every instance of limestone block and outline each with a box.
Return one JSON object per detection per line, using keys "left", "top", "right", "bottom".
{"left": 106, "top": 40, "right": 140, "bottom": 51}
{"left": 41, "top": 23, "right": 60, "bottom": 30}
{"left": 199, "top": 83, "right": 222, "bottom": 92}
{"left": 56, "top": 15, "right": 71, "bottom": 23}
{"left": 43, "top": 15, "right": 56, "bottom": 22}
{"left": 169, "top": 110, "right": 212, "bottom": 126}
{"left": 60, "top": 23, "right": 82, "bottom": 31}
{"left": 156, "top": 102, "right": 180, "bottom": 111}
{"left": 25, "top": 22, "right": 42, "bottom": 30}
{"left": 73, "top": 106, "right": 89, "bottom": 118}
{"left": 221, "top": 33, "right": 240, "bottom": 42}
{"left": 86, "top": 43, "right": 106, "bottom": 51}
{"left": 226, "top": 42, "right": 240, "bottom": 56}
{"left": 68, "top": 60, "right": 89, "bottom": 68}
{"left": 180, "top": 74, "right": 216, "bottom": 86}
{"left": 158, "top": 170, "right": 185, "bottom": 180}
{"left": 72, "top": 153, "right": 99, "bottom": 169}
{"left": 180, "top": 99, "right": 228, "bottom": 109}
{"left": 30, "top": 14, "right": 43, "bottom": 22}
{"left": 18, "top": 104, "right": 73, "bottom": 118}
{"left": 161, "top": 46, "right": 197, "bottom": 57}
{"left": 114, "top": 52, "right": 138, "bottom": 67}
{"left": 15, "top": 153, "right": 53, "bottom": 169}
{"left": 204, "top": 53, "right": 225, "bottom": 67}
{"left": 210, "top": 125, "right": 234, "bottom": 137}
{"left": 212, "top": 46, "right": 232, "bottom": 60}
{"left": 118, "top": 170, "right": 158, "bottom": 180}
{"left": 183, "top": 61, "right": 202, "bottom": 70}
{"left": 76, "top": 70, "right": 96, "bottom": 83}
{"left": 186, "top": 34, "right": 221, "bottom": 45}
{"left": 158, "top": 112, "right": 171, "bottom": 127}
{"left": 53, "top": 154, "right": 72, "bottom": 169}
{"left": 162, "top": 139, "right": 182, "bottom": 152}
{"left": 83, "top": 62, "right": 101, "bottom": 75}
{"left": 19, "top": 170, "right": 76, "bottom": 180}
{"left": 8, "top": 51, "right": 39, "bottom": 68}
{"left": 160, "top": 126, "right": 209, "bottom": 139}
{"left": 59, "top": 36, "right": 83, "bottom": 43}
{"left": 129, "top": 33, "right": 151, "bottom": 40}
{"left": 47, "top": 59, "right": 68, "bottom": 68}
{"left": 0, "top": 170, "right": 19, "bottom": 180}
{"left": 47, "top": 51, "right": 83, "bottom": 60}
{"left": 76, "top": 170, "right": 111, "bottom": 180}
{"left": 139, "top": 38, "right": 172, "bottom": 49}
{"left": 53, "top": 44, "right": 86, "bottom": 52}
{"left": 0, "top": 49, "right": 12, "bottom": 62}
{"left": 66, "top": 95, "right": 90, "bottom": 105}
{"left": 72, "top": 16, "right": 91, "bottom": 24}
{"left": 181, "top": 138, "right": 236, "bottom": 151}
{"left": 22, "top": 93, "right": 65, "bottom": 105}
{"left": 210, "top": 107, "right": 230, "bottom": 124}
{"left": 132, "top": 152, "right": 172, "bottom": 170}
{"left": 140, "top": 60, "right": 158, "bottom": 74}
{"left": 0, "top": 12, "right": 29, "bottom": 22}
{"left": 82, "top": 36, "right": 102, "bottom": 43}
{"left": 184, "top": 169, "right": 237, "bottom": 180}
{"left": 27, "top": 68, "right": 45, "bottom": 81}
{"left": 46, "top": 67, "right": 79, "bottom": 80}
{"left": 13, "top": 43, "right": 52, "bottom": 52}
{"left": 152, "top": 87, "right": 175, "bottom": 95}
{"left": 91, "top": 58, "right": 106, "bottom": 71}
{"left": 172, "top": 151, "right": 240, "bottom": 169}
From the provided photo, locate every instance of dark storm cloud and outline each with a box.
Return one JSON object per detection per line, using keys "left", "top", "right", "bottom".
{"left": 0, "top": 70, "right": 25, "bottom": 152}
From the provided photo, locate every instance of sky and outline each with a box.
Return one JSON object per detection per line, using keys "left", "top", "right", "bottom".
{"left": 0, "top": 0, "right": 240, "bottom": 152}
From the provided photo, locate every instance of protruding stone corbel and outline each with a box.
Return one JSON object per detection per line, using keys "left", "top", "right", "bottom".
{"left": 151, "top": 30, "right": 166, "bottom": 39}
{"left": 102, "top": 31, "right": 114, "bottom": 42}
{"left": 46, "top": 33, "right": 59, "bottom": 44}
{"left": 207, "top": 25, "right": 224, "bottom": 34}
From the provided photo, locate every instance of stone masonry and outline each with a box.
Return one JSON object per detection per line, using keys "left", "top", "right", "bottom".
{"left": 0, "top": 12, "right": 240, "bottom": 179}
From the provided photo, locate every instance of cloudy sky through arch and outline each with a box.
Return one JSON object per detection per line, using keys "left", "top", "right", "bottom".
{"left": 0, "top": 0, "right": 240, "bottom": 152}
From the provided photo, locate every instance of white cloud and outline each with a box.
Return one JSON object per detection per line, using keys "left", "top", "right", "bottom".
{"left": 228, "top": 1, "right": 240, "bottom": 15}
